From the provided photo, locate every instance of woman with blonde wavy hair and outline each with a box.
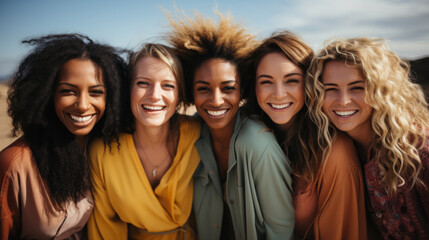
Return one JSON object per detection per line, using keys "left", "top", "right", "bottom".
{"left": 167, "top": 12, "right": 294, "bottom": 240}
{"left": 309, "top": 37, "right": 429, "bottom": 239}
{"left": 245, "top": 31, "right": 367, "bottom": 239}
{"left": 87, "top": 43, "right": 201, "bottom": 239}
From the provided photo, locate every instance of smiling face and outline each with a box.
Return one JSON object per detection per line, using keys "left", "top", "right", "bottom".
{"left": 54, "top": 59, "right": 106, "bottom": 138}
{"left": 130, "top": 57, "right": 178, "bottom": 129}
{"left": 322, "top": 60, "right": 373, "bottom": 137}
{"left": 255, "top": 52, "right": 305, "bottom": 126}
{"left": 193, "top": 59, "right": 241, "bottom": 133}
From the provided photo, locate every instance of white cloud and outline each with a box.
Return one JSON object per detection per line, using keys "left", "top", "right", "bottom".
{"left": 268, "top": 0, "right": 429, "bottom": 58}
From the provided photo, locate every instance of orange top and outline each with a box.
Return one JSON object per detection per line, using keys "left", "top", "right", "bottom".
{"left": 0, "top": 137, "right": 93, "bottom": 239}
{"left": 294, "top": 132, "right": 367, "bottom": 239}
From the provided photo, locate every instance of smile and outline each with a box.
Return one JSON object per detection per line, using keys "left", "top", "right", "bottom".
{"left": 143, "top": 105, "right": 165, "bottom": 111}
{"left": 270, "top": 103, "right": 291, "bottom": 110}
{"left": 207, "top": 109, "right": 227, "bottom": 117}
{"left": 334, "top": 110, "right": 358, "bottom": 117}
{"left": 68, "top": 114, "right": 94, "bottom": 123}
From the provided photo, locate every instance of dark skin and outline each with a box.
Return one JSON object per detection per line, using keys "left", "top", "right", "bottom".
{"left": 193, "top": 59, "right": 242, "bottom": 183}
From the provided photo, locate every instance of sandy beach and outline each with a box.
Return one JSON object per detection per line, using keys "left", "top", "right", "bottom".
{"left": 0, "top": 83, "right": 19, "bottom": 150}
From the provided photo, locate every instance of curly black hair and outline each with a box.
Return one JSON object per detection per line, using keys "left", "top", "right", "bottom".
{"left": 7, "top": 33, "right": 128, "bottom": 205}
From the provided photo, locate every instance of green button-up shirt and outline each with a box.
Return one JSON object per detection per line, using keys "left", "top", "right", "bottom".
{"left": 192, "top": 112, "right": 295, "bottom": 240}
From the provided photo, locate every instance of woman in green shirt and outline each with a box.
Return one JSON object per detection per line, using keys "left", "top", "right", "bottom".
{"left": 167, "top": 12, "right": 295, "bottom": 240}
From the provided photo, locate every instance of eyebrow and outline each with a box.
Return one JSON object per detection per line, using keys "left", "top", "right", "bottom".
{"left": 134, "top": 76, "right": 175, "bottom": 82}
{"left": 323, "top": 80, "right": 364, "bottom": 86}
{"left": 57, "top": 82, "right": 105, "bottom": 88}
{"left": 194, "top": 80, "right": 237, "bottom": 85}
{"left": 256, "top": 72, "right": 302, "bottom": 80}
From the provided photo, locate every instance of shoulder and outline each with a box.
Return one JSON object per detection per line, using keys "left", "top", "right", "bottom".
{"left": 180, "top": 115, "right": 202, "bottom": 139}
{"left": 235, "top": 118, "right": 286, "bottom": 165}
{"left": 0, "top": 137, "right": 34, "bottom": 176}
{"left": 236, "top": 118, "right": 277, "bottom": 147}
{"left": 88, "top": 134, "right": 129, "bottom": 161}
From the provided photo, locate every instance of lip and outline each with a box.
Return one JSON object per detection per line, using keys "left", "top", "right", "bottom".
{"left": 268, "top": 102, "right": 292, "bottom": 111}
{"left": 205, "top": 108, "right": 229, "bottom": 119}
{"left": 333, "top": 110, "right": 358, "bottom": 118}
{"left": 67, "top": 113, "right": 95, "bottom": 126}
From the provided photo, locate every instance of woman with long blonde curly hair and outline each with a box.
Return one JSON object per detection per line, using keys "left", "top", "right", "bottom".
{"left": 167, "top": 12, "right": 295, "bottom": 240}
{"left": 308, "top": 37, "right": 429, "bottom": 239}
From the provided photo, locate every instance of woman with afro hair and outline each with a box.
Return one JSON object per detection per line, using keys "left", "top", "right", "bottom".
{"left": 0, "top": 34, "right": 127, "bottom": 239}
{"left": 167, "top": 12, "right": 294, "bottom": 240}
{"left": 309, "top": 37, "right": 429, "bottom": 239}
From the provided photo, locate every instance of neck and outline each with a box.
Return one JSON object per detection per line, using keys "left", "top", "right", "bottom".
{"left": 208, "top": 117, "right": 236, "bottom": 152}
{"left": 76, "top": 136, "right": 87, "bottom": 150}
{"left": 133, "top": 122, "right": 170, "bottom": 147}
{"left": 347, "top": 120, "right": 374, "bottom": 154}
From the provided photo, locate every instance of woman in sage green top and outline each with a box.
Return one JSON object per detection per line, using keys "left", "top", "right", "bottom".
{"left": 167, "top": 12, "right": 295, "bottom": 240}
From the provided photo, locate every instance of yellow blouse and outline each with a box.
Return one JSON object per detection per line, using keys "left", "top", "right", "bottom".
{"left": 87, "top": 119, "right": 201, "bottom": 240}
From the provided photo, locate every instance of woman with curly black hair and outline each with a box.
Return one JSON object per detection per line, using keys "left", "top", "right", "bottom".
{"left": 0, "top": 34, "right": 127, "bottom": 239}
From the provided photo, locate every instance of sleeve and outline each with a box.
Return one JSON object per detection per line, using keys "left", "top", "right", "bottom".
{"left": 87, "top": 141, "right": 128, "bottom": 240}
{"left": 251, "top": 140, "right": 295, "bottom": 240}
{"left": 313, "top": 134, "right": 367, "bottom": 240}
{"left": 0, "top": 146, "right": 21, "bottom": 239}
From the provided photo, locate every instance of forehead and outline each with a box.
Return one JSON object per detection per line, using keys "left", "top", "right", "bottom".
{"left": 58, "top": 59, "right": 103, "bottom": 84}
{"left": 133, "top": 57, "right": 175, "bottom": 80}
{"left": 257, "top": 52, "right": 302, "bottom": 73}
{"left": 322, "top": 61, "right": 364, "bottom": 84}
{"left": 194, "top": 59, "right": 239, "bottom": 83}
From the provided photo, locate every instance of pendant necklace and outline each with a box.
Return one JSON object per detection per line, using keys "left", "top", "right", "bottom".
{"left": 139, "top": 147, "right": 170, "bottom": 178}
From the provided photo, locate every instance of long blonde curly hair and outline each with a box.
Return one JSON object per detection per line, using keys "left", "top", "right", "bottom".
{"left": 165, "top": 11, "right": 257, "bottom": 104}
{"left": 308, "top": 37, "right": 429, "bottom": 193}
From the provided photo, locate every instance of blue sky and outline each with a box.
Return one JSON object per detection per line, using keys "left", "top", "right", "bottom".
{"left": 1, "top": 0, "right": 428, "bottom": 79}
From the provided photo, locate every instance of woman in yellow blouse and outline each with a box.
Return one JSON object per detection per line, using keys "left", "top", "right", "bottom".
{"left": 87, "top": 43, "right": 201, "bottom": 239}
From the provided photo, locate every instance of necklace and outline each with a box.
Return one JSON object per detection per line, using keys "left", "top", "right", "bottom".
{"left": 138, "top": 146, "right": 171, "bottom": 178}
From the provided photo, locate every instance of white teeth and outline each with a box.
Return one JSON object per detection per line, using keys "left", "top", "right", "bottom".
{"left": 143, "top": 105, "right": 164, "bottom": 110}
{"left": 207, "top": 109, "right": 227, "bottom": 116}
{"left": 70, "top": 114, "right": 93, "bottom": 123}
{"left": 334, "top": 110, "right": 357, "bottom": 116}
{"left": 270, "top": 103, "right": 291, "bottom": 109}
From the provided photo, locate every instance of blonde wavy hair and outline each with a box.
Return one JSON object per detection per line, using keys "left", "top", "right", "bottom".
{"left": 166, "top": 11, "right": 257, "bottom": 104}
{"left": 308, "top": 37, "right": 429, "bottom": 193}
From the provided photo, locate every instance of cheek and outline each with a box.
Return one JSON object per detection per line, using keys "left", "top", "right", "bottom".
{"left": 255, "top": 85, "right": 268, "bottom": 106}
{"left": 322, "top": 95, "right": 331, "bottom": 114}
{"left": 193, "top": 92, "right": 204, "bottom": 109}
{"left": 296, "top": 86, "right": 305, "bottom": 106}
{"left": 231, "top": 92, "right": 241, "bottom": 108}
{"left": 96, "top": 97, "right": 106, "bottom": 116}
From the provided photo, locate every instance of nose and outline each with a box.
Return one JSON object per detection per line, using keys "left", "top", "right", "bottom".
{"left": 338, "top": 90, "right": 352, "bottom": 106}
{"left": 210, "top": 88, "right": 224, "bottom": 107}
{"left": 274, "top": 83, "right": 287, "bottom": 99}
{"left": 148, "top": 84, "right": 162, "bottom": 101}
{"left": 76, "top": 93, "right": 90, "bottom": 112}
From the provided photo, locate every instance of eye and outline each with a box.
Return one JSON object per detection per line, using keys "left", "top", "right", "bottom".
{"left": 285, "top": 78, "right": 300, "bottom": 84}
{"left": 163, "top": 83, "right": 176, "bottom": 89}
{"left": 196, "top": 86, "right": 210, "bottom": 92}
{"left": 58, "top": 89, "right": 75, "bottom": 95}
{"left": 259, "top": 80, "right": 272, "bottom": 85}
{"left": 324, "top": 87, "right": 337, "bottom": 92}
{"left": 90, "top": 89, "right": 105, "bottom": 96}
{"left": 350, "top": 86, "right": 364, "bottom": 91}
{"left": 137, "top": 81, "right": 149, "bottom": 87}
{"left": 223, "top": 85, "right": 236, "bottom": 92}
